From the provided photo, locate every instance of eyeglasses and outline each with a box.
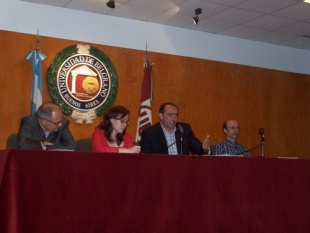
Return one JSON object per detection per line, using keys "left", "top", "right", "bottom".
{"left": 115, "top": 118, "right": 129, "bottom": 125}
{"left": 41, "top": 118, "right": 63, "bottom": 126}
{"left": 166, "top": 113, "right": 178, "bottom": 117}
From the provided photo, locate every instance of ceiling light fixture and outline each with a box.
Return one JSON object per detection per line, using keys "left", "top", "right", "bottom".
{"left": 192, "top": 8, "right": 202, "bottom": 25}
{"left": 106, "top": 0, "right": 115, "bottom": 9}
{"left": 303, "top": 0, "right": 310, "bottom": 3}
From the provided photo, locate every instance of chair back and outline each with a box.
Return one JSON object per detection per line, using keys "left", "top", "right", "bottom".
{"left": 76, "top": 138, "right": 92, "bottom": 151}
{"left": 7, "top": 133, "right": 18, "bottom": 149}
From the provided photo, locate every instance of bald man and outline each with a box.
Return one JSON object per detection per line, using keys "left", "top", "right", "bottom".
{"left": 213, "top": 118, "right": 250, "bottom": 156}
{"left": 17, "top": 102, "right": 76, "bottom": 150}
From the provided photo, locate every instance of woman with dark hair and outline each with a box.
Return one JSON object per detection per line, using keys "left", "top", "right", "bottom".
{"left": 92, "top": 105, "right": 141, "bottom": 153}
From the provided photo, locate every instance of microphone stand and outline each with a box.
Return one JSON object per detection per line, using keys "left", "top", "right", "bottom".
{"left": 167, "top": 136, "right": 183, "bottom": 154}
{"left": 180, "top": 136, "right": 183, "bottom": 155}
{"left": 167, "top": 137, "right": 181, "bottom": 148}
{"left": 178, "top": 124, "right": 184, "bottom": 155}
{"left": 237, "top": 128, "right": 266, "bottom": 157}
{"left": 166, "top": 124, "right": 184, "bottom": 154}
{"left": 261, "top": 135, "right": 265, "bottom": 158}
{"left": 236, "top": 143, "right": 261, "bottom": 156}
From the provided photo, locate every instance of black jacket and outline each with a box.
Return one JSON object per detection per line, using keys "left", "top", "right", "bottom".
{"left": 140, "top": 122, "right": 204, "bottom": 155}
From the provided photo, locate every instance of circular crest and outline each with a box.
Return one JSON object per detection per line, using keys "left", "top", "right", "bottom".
{"left": 47, "top": 44, "right": 118, "bottom": 124}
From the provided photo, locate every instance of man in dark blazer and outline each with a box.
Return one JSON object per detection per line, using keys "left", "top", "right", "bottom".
{"left": 140, "top": 103, "right": 210, "bottom": 155}
{"left": 17, "top": 102, "right": 76, "bottom": 150}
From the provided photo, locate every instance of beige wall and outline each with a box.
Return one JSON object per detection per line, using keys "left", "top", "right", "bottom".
{"left": 1, "top": 30, "right": 309, "bottom": 158}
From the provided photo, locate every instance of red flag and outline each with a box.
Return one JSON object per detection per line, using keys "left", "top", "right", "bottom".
{"left": 135, "top": 56, "right": 153, "bottom": 142}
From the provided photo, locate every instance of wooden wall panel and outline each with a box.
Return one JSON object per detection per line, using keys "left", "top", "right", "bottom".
{"left": 0, "top": 30, "right": 309, "bottom": 158}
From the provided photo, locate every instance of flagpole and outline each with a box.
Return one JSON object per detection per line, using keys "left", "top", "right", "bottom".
{"left": 26, "top": 30, "right": 46, "bottom": 114}
{"left": 36, "top": 29, "right": 40, "bottom": 50}
{"left": 135, "top": 43, "right": 154, "bottom": 142}
{"left": 144, "top": 42, "right": 148, "bottom": 67}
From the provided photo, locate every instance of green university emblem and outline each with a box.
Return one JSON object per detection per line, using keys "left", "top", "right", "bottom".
{"left": 47, "top": 44, "right": 118, "bottom": 124}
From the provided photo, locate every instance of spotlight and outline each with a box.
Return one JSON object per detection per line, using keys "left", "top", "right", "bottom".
{"left": 192, "top": 16, "right": 199, "bottom": 25}
{"left": 192, "top": 8, "right": 202, "bottom": 25}
{"left": 106, "top": 0, "right": 115, "bottom": 8}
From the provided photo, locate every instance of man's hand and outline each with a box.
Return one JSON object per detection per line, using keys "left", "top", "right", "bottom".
{"left": 202, "top": 135, "right": 211, "bottom": 153}
{"left": 41, "top": 141, "right": 54, "bottom": 146}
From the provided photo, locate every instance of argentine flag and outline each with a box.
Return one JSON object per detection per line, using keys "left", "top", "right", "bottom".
{"left": 26, "top": 50, "right": 46, "bottom": 114}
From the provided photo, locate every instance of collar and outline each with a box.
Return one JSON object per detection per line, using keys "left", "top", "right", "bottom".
{"left": 160, "top": 123, "right": 176, "bottom": 135}
{"left": 38, "top": 118, "right": 50, "bottom": 136}
{"left": 226, "top": 139, "right": 238, "bottom": 145}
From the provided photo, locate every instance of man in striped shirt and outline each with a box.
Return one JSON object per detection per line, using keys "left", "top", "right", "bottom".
{"left": 213, "top": 118, "right": 251, "bottom": 157}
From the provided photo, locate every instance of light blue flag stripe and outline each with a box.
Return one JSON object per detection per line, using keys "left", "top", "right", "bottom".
{"left": 25, "top": 50, "right": 46, "bottom": 114}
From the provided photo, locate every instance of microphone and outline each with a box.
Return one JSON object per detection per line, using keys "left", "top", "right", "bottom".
{"left": 259, "top": 128, "right": 265, "bottom": 142}
{"left": 259, "top": 128, "right": 265, "bottom": 157}
{"left": 178, "top": 124, "right": 184, "bottom": 134}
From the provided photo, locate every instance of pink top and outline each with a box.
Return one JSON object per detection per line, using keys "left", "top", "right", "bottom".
{"left": 91, "top": 127, "right": 135, "bottom": 153}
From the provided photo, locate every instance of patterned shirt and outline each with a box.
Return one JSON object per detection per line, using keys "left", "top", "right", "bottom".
{"left": 161, "top": 124, "right": 178, "bottom": 155}
{"left": 214, "top": 140, "right": 251, "bottom": 157}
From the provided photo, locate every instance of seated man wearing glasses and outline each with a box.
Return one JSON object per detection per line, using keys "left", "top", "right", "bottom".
{"left": 17, "top": 101, "right": 76, "bottom": 150}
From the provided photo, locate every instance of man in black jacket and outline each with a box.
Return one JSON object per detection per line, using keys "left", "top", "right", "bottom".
{"left": 140, "top": 102, "right": 210, "bottom": 155}
{"left": 17, "top": 102, "right": 76, "bottom": 150}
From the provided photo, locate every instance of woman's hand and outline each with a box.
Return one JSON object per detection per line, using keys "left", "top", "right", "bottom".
{"left": 131, "top": 146, "right": 141, "bottom": 153}
{"left": 119, "top": 146, "right": 141, "bottom": 154}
